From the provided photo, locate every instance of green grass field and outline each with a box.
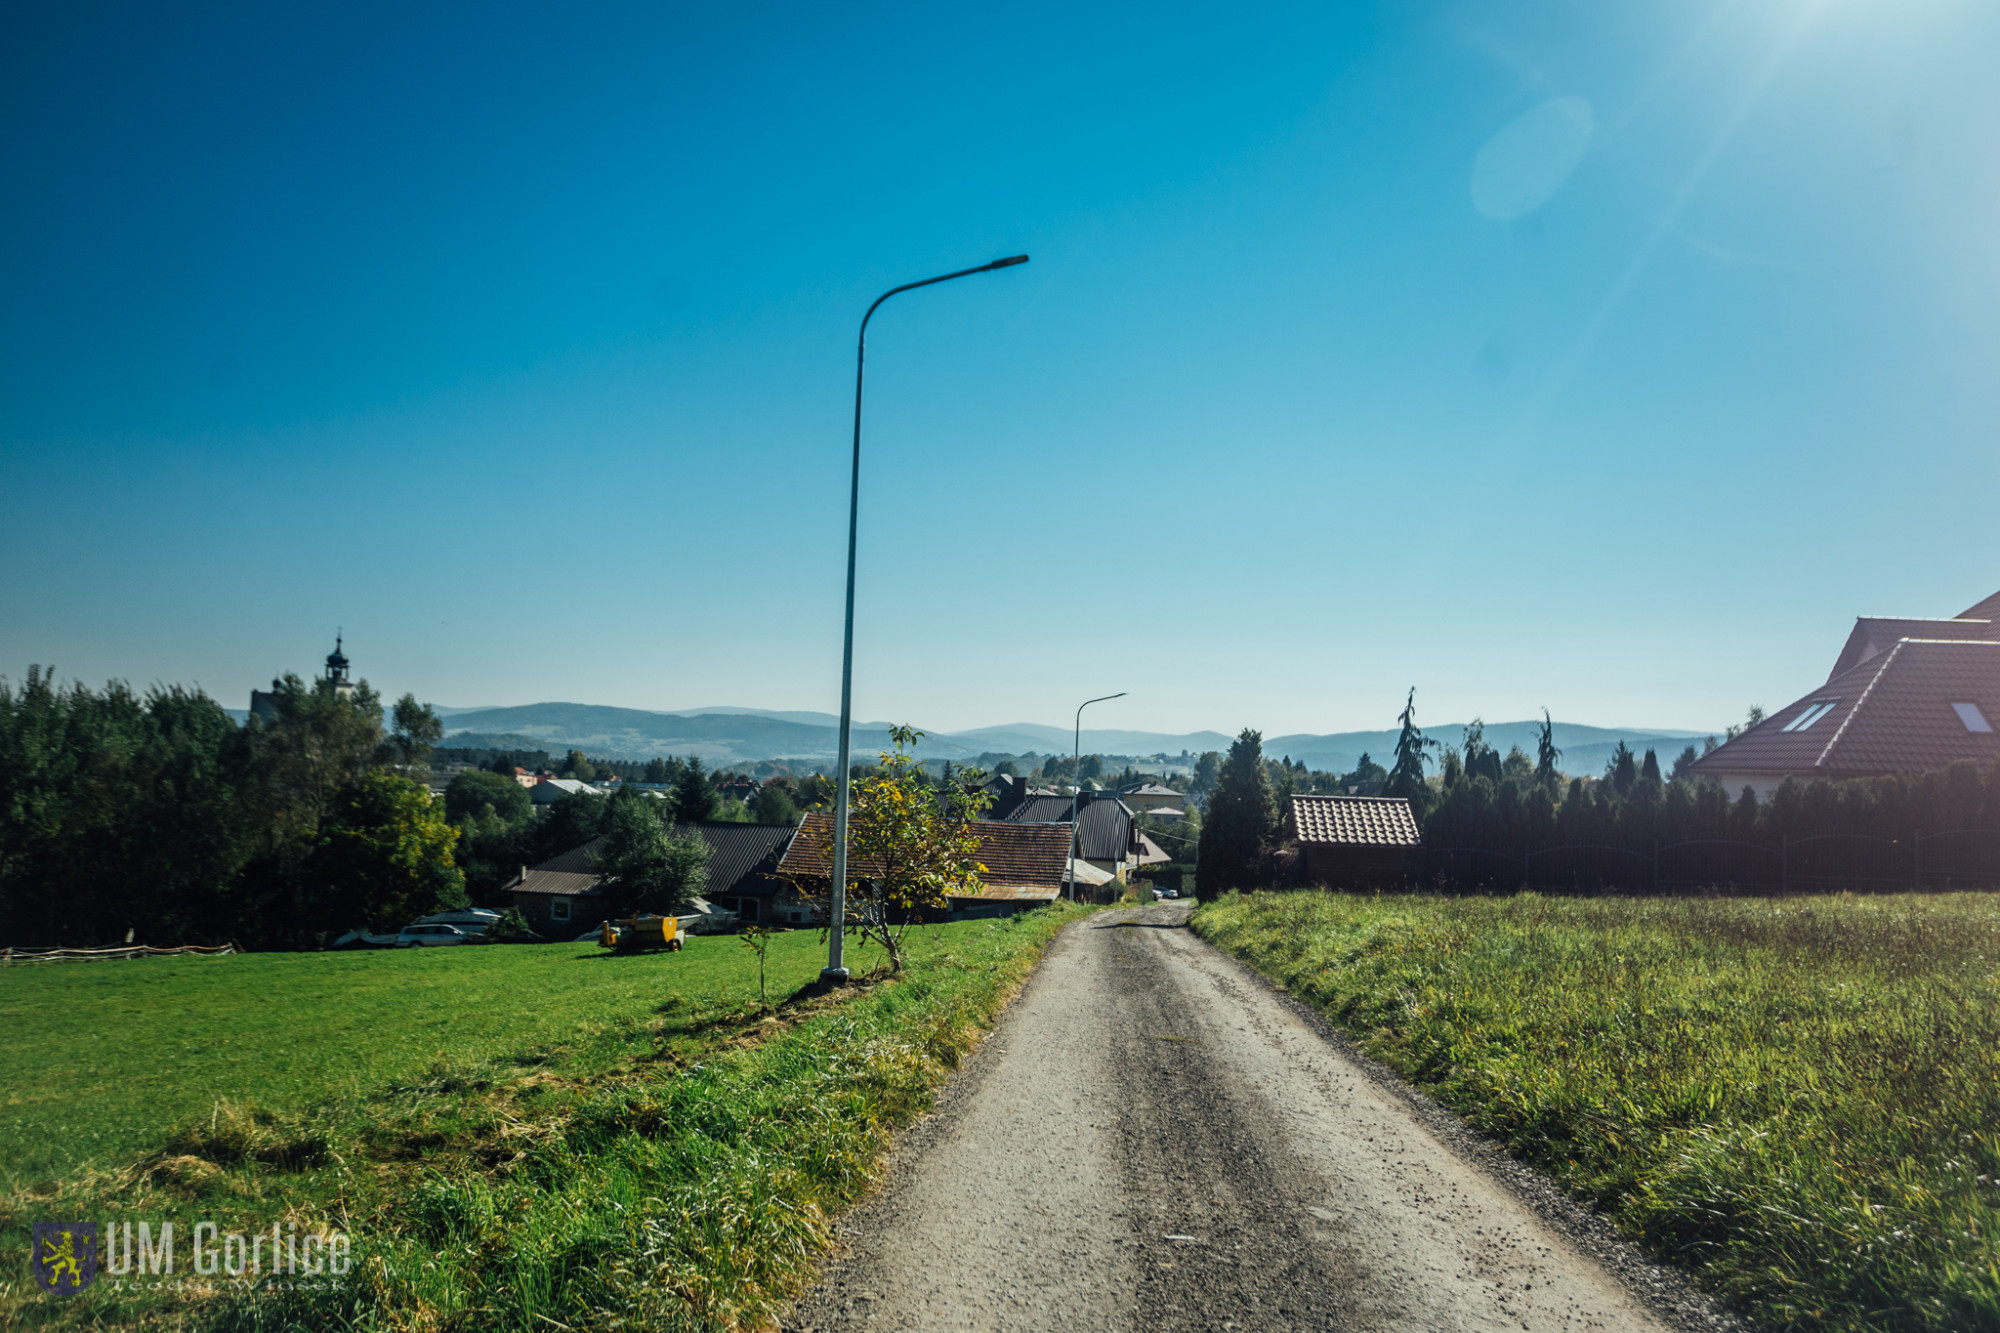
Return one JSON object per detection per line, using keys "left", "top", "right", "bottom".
{"left": 0, "top": 931, "right": 863, "bottom": 1188}
{"left": 1, "top": 910, "right": 1087, "bottom": 1331}
{"left": 1194, "top": 890, "right": 2000, "bottom": 1333}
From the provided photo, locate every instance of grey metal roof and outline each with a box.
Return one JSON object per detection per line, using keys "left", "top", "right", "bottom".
{"left": 991, "top": 793, "right": 1137, "bottom": 862}
{"left": 672, "top": 820, "right": 797, "bottom": 897}
{"left": 514, "top": 820, "right": 797, "bottom": 900}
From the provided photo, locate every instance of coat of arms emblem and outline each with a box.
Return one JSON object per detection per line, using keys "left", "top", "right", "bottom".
{"left": 32, "top": 1222, "right": 97, "bottom": 1294}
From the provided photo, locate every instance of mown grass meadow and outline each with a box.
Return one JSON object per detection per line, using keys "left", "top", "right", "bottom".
{"left": 1, "top": 932, "right": 861, "bottom": 1189}
{"left": 1194, "top": 890, "right": 2000, "bottom": 1333}
{"left": 1, "top": 907, "right": 1088, "bottom": 1331}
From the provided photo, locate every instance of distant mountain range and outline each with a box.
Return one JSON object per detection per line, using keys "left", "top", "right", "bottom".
{"left": 429, "top": 702, "right": 1711, "bottom": 777}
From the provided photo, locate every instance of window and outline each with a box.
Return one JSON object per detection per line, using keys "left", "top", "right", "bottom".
{"left": 1952, "top": 702, "right": 1993, "bottom": 734}
{"left": 551, "top": 898, "right": 570, "bottom": 922}
{"left": 1781, "top": 701, "right": 1839, "bottom": 732}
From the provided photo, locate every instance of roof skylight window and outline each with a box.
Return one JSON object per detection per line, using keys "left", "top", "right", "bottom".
{"left": 1781, "top": 701, "right": 1838, "bottom": 732}
{"left": 1951, "top": 702, "right": 1993, "bottom": 733}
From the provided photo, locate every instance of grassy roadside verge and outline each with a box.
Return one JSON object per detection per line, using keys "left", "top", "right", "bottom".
{"left": 1193, "top": 891, "right": 2000, "bottom": 1333}
{"left": 2, "top": 905, "right": 1089, "bottom": 1331}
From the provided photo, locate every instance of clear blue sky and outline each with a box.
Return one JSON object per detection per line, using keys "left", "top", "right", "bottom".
{"left": 5, "top": 0, "right": 1998, "bottom": 737}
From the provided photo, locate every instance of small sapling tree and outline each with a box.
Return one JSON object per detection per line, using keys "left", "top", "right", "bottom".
{"left": 739, "top": 923, "right": 774, "bottom": 1008}
{"left": 789, "top": 725, "right": 991, "bottom": 973}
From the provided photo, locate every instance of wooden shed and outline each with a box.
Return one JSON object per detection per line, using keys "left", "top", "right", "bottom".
{"left": 1285, "top": 795, "right": 1419, "bottom": 889}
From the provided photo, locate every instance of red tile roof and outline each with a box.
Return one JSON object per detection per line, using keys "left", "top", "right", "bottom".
{"left": 1828, "top": 616, "right": 1997, "bottom": 681}
{"left": 1287, "top": 795, "right": 1421, "bottom": 847}
{"left": 1693, "top": 638, "right": 2000, "bottom": 780}
{"left": 1958, "top": 589, "right": 2000, "bottom": 621}
{"left": 778, "top": 810, "right": 1071, "bottom": 894}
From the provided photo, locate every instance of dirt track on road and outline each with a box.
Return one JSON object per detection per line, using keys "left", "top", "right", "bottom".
{"left": 786, "top": 902, "right": 1740, "bottom": 1333}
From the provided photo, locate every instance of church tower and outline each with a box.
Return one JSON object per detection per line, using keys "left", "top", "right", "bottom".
{"left": 323, "top": 632, "right": 355, "bottom": 699}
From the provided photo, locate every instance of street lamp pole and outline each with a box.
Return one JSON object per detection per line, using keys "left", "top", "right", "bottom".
{"left": 823, "top": 254, "right": 1030, "bottom": 985}
{"left": 1066, "top": 691, "right": 1125, "bottom": 902}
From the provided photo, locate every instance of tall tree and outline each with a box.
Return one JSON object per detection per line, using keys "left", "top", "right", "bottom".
{"left": 1535, "top": 709, "right": 1563, "bottom": 789}
{"left": 1189, "top": 751, "right": 1223, "bottom": 807}
{"left": 444, "top": 769, "right": 532, "bottom": 826}
{"left": 670, "top": 756, "right": 718, "bottom": 822}
{"left": 1385, "top": 689, "right": 1434, "bottom": 812}
{"left": 1606, "top": 741, "right": 1638, "bottom": 795}
{"left": 303, "top": 772, "right": 466, "bottom": 940}
{"left": 527, "top": 788, "right": 609, "bottom": 863}
{"left": 1461, "top": 716, "right": 1501, "bottom": 784}
{"left": 1669, "top": 745, "right": 1700, "bottom": 782}
{"left": 1196, "top": 728, "right": 1277, "bottom": 900}
{"left": 592, "top": 796, "right": 708, "bottom": 917}
{"left": 382, "top": 694, "right": 443, "bottom": 770}
{"left": 238, "top": 672, "right": 388, "bottom": 870}
{"left": 749, "top": 781, "right": 799, "bottom": 826}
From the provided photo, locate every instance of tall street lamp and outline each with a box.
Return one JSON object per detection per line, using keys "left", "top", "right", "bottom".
{"left": 1067, "top": 691, "right": 1125, "bottom": 901}
{"left": 823, "top": 254, "right": 1030, "bottom": 985}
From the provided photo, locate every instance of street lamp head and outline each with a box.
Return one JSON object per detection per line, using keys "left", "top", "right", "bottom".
{"left": 984, "top": 254, "right": 1030, "bottom": 270}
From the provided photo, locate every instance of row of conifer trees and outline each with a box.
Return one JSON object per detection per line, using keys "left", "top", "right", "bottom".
{"left": 1194, "top": 696, "right": 2000, "bottom": 897}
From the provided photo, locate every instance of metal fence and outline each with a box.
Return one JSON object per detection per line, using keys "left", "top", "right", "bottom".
{"left": 1417, "top": 828, "right": 2000, "bottom": 894}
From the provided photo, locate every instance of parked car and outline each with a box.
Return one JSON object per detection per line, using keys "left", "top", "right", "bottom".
{"left": 410, "top": 907, "right": 502, "bottom": 937}
{"left": 396, "top": 923, "right": 471, "bottom": 947}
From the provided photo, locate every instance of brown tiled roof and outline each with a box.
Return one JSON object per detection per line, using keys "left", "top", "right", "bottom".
{"left": 779, "top": 810, "right": 1070, "bottom": 892}
{"left": 1692, "top": 638, "right": 2000, "bottom": 780}
{"left": 1957, "top": 588, "right": 2000, "bottom": 621}
{"left": 1287, "top": 796, "right": 1420, "bottom": 847}
{"left": 514, "top": 837, "right": 608, "bottom": 897}
{"left": 1828, "top": 616, "right": 1996, "bottom": 681}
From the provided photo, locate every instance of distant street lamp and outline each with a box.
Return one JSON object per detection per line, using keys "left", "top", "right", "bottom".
{"left": 1067, "top": 691, "right": 1126, "bottom": 901}
{"left": 823, "top": 255, "right": 1030, "bottom": 985}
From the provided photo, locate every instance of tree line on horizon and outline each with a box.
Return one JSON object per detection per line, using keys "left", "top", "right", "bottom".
{"left": 0, "top": 665, "right": 844, "bottom": 948}
{"left": 0, "top": 666, "right": 461, "bottom": 949}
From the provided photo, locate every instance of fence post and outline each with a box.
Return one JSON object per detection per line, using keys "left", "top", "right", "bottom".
{"left": 1651, "top": 839, "right": 1659, "bottom": 891}
{"left": 1780, "top": 834, "right": 1788, "bottom": 893}
{"left": 1913, "top": 828, "right": 1921, "bottom": 889}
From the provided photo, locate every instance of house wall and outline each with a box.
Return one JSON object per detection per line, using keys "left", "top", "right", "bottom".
{"left": 1299, "top": 845, "right": 1408, "bottom": 889}
{"left": 511, "top": 891, "right": 606, "bottom": 937}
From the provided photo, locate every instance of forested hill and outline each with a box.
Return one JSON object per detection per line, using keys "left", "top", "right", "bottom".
{"left": 436, "top": 703, "right": 1711, "bottom": 774}
{"left": 439, "top": 704, "right": 984, "bottom": 766}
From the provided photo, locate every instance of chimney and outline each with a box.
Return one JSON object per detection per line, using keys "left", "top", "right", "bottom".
{"left": 1011, "top": 775, "right": 1027, "bottom": 802}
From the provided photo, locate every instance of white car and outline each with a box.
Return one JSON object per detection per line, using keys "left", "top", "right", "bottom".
{"left": 396, "top": 923, "right": 471, "bottom": 947}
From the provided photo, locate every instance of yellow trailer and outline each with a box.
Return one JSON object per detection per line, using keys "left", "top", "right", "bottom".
{"left": 599, "top": 914, "right": 684, "bottom": 952}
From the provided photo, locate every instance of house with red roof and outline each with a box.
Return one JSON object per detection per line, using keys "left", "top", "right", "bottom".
{"left": 1690, "top": 588, "right": 2000, "bottom": 799}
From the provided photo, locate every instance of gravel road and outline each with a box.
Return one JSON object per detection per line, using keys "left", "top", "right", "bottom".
{"left": 786, "top": 902, "right": 1738, "bottom": 1333}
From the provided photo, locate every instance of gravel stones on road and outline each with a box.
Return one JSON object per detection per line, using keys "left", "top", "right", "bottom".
{"left": 786, "top": 903, "right": 1735, "bottom": 1333}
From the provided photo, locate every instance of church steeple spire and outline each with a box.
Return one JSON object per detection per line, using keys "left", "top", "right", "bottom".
{"left": 323, "top": 631, "right": 354, "bottom": 698}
